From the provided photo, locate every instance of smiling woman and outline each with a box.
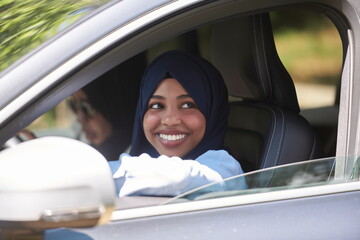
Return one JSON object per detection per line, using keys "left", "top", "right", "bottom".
{"left": 143, "top": 78, "right": 206, "bottom": 157}
{"left": 112, "top": 50, "right": 246, "bottom": 197}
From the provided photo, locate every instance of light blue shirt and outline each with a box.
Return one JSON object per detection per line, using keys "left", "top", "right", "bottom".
{"left": 110, "top": 150, "right": 246, "bottom": 197}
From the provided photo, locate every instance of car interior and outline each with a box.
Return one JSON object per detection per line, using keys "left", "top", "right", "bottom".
{"left": 211, "top": 13, "right": 323, "bottom": 173}
{"left": 13, "top": 7, "right": 344, "bottom": 176}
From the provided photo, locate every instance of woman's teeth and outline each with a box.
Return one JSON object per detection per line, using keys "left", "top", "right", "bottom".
{"left": 159, "top": 133, "right": 186, "bottom": 141}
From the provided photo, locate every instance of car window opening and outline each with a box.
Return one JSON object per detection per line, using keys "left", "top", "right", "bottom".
{"left": 4, "top": 7, "right": 345, "bottom": 202}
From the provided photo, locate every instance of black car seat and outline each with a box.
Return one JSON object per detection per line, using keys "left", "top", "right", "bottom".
{"left": 210, "top": 13, "right": 323, "bottom": 173}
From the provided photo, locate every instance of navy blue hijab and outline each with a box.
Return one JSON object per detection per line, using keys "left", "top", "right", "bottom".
{"left": 130, "top": 50, "right": 229, "bottom": 159}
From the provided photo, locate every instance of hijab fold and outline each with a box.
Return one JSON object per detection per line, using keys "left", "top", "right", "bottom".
{"left": 130, "top": 50, "right": 229, "bottom": 159}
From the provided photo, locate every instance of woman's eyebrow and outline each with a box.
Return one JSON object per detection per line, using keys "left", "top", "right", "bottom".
{"left": 150, "top": 94, "right": 191, "bottom": 100}
{"left": 150, "top": 95, "right": 164, "bottom": 99}
{"left": 177, "top": 94, "right": 191, "bottom": 99}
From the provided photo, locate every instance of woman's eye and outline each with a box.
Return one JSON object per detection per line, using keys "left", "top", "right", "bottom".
{"left": 181, "top": 102, "right": 197, "bottom": 109}
{"left": 149, "top": 103, "right": 163, "bottom": 109}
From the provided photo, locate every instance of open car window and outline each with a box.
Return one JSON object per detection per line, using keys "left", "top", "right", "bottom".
{"left": 20, "top": 7, "right": 343, "bottom": 159}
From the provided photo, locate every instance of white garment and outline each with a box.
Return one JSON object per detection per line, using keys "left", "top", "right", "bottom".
{"left": 112, "top": 150, "right": 244, "bottom": 197}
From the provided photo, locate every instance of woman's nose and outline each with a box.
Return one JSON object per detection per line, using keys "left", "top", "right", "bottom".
{"left": 161, "top": 110, "right": 181, "bottom": 126}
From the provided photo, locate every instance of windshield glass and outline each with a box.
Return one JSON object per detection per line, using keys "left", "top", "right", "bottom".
{"left": 168, "top": 156, "right": 360, "bottom": 202}
{"left": 0, "top": 0, "right": 112, "bottom": 72}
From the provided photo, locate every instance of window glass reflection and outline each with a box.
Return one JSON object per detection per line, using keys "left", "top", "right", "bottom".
{"left": 172, "top": 156, "right": 360, "bottom": 201}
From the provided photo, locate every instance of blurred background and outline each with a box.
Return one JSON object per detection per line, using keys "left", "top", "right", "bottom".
{"left": 271, "top": 9, "right": 342, "bottom": 109}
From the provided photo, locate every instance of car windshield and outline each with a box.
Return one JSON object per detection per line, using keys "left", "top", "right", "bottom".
{"left": 0, "top": 0, "right": 113, "bottom": 73}
{"left": 167, "top": 156, "right": 360, "bottom": 202}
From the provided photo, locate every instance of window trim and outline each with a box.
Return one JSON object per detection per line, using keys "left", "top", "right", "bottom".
{"left": 336, "top": 29, "right": 355, "bottom": 178}
{"left": 111, "top": 180, "right": 360, "bottom": 221}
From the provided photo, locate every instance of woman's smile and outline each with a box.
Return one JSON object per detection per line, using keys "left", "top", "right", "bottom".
{"left": 156, "top": 132, "right": 188, "bottom": 149}
{"left": 143, "top": 78, "right": 206, "bottom": 157}
{"left": 158, "top": 133, "right": 187, "bottom": 141}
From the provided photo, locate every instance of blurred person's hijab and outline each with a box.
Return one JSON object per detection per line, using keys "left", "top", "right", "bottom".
{"left": 130, "top": 50, "right": 229, "bottom": 159}
{"left": 84, "top": 53, "right": 146, "bottom": 159}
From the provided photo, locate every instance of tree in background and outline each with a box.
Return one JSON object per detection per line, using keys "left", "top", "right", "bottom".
{"left": 0, "top": 0, "right": 110, "bottom": 72}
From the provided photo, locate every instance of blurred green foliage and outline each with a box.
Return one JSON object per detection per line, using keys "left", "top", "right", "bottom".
{"left": 0, "top": 0, "right": 111, "bottom": 72}
{"left": 271, "top": 10, "right": 342, "bottom": 85}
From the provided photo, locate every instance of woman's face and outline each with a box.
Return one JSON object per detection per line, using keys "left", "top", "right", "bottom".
{"left": 143, "top": 78, "right": 206, "bottom": 157}
{"left": 71, "top": 90, "right": 112, "bottom": 146}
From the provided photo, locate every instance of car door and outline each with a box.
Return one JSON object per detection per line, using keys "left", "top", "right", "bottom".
{"left": 45, "top": 156, "right": 360, "bottom": 239}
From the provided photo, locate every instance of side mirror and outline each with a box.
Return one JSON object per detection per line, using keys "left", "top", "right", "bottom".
{"left": 0, "top": 137, "right": 115, "bottom": 232}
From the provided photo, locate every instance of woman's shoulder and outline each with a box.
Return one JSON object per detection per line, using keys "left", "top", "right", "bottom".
{"left": 196, "top": 150, "right": 243, "bottom": 177}
{"left": 196, "top": 149, "right": 239, "bottom": 166}
{"left": 198, "top": 149, "right": 233, "bottom": 158}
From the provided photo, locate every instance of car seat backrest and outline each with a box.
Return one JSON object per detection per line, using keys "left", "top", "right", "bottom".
{"left": 210, "top": 13, "right": 323, "bottom": 172}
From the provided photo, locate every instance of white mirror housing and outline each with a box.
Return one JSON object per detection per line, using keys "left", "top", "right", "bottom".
{"left": 0, "top": 137, "right": 116, "bottom": 229}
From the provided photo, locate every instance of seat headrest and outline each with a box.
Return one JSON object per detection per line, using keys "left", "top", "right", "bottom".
{"left": 211, "top": 13, "right": 300, "bottom": 112}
